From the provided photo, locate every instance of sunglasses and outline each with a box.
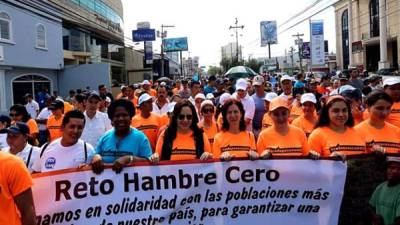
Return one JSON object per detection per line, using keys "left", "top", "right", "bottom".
{"left": 9, "top": 113, "right": 20, "bottom": 117}
{"left": 178, "top": 114, "right": 193, "bottom": 121}
{"left": 202, "top": 108, "right": 214, "bottom": 114}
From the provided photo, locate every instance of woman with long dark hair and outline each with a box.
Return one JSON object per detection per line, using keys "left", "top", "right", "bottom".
{"left": 9, "top": 104, "right": 39, "bottom": 145}
{"left": 213, "top": 99, "right": 258, "bottom": 161}
{"left": 308, "top": 95, "right": 366, "bottom": 158}
{"left": 355, "top": 91, "right": 400, "bottom": 153}
{"left": 150, "top": 100, "right": 212, "bottom": 162}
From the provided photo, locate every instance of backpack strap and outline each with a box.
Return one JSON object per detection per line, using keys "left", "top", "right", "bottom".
{"left": 40, "top": 142, "right": 50, "bottom": 158}
{"left": 26, "top": 146, "right": 33, "bottom": 167}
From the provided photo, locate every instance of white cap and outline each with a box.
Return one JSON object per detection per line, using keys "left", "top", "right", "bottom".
{"left": 105, "top": 96, "right": 111, "bottom": 103}
{"left": 195, "top": 93, "right": 206, "bottom": 100}
{"left": 138, "top": 93, "right": 152, "bottom": 107}
{"left": 264, "top": 92, "right": 278, "bottom": 102}
{"left": 142, "top": 80, "right": 151, "bottom": 86}
{"left": 281, "top": 75, "right": 293, "bottom": 82}
{"left": 383, "top": 77, "right": 400, "bottom": 87}
{"left": 219, "top": 93, "right": 232, "bottom": 106}
{"left": 338, "top": 85, "right": 356, "bottom": 94}
{"left": 200, "top": 100, "right": 214, "bottom": 111}
{"left": 206, "top": 93, "right": 215, "bottom": 100}
{"left": 120, "top": 85, "right": 126, "bottom": 90}
{"left": 160, "top": 81, "right": 166, "bottom": 86}
{"left": 253, "top": 75, "right": 265, "bottom": 86}
{"left": 167, "top": 102, "right": 176, "bottom": 113}
{"left": 55, "top": 98, "right": 64, "bottom": 103}
{"left": 300, "top": 93, "right": 317, "bottom": 104}
{"left": 236, "top": 78, "right": 248, "bottom": 91}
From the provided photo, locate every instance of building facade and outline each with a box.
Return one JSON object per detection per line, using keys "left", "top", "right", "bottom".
{"left": 0, "top": 0, "right": 63, "bottom": 112}
{"left": 335, "top": 0, "right": 400, "bottom": 71}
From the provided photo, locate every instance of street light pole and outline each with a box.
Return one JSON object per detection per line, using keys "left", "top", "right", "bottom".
{"left": 229, "top": 18, "right": 244, "bottom": 64}
{"left": 292, "top": 32, "right": 304, "bottom": 73}
{"left": 160, "top": 24, "right": 174, "bottom": 77}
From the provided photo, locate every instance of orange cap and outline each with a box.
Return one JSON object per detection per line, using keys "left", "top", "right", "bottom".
{"left": 269, "top": 97, "right": 290, "bottom": 111}
{"left": 326, "top": 95, "right": 346, "bottom": 105}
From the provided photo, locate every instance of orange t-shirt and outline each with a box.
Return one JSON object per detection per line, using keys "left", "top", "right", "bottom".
{"left": 26, "top": 119, "right": 39, "bottom": 135}
{"left": 387, "top": 102, "right": 400, "bottom": 128}
{"left": 159, "top": 114, "right": 170, "bottom": 127}
{"left": 291, "top": 115, "right": 317, "bottom": 137}
{"left": 156, "top": 131, "right": 211, "bottom": 161}
{"left": 289, "top": 104, "right": 303, "bottom": 123}
{"left": 213, "top": 131, "right": 256, "bottom": 158}
{"left": 355, "top": 120, "right": 400, "bottom": 154}
{"left": 257, "top": 125, "right": 309, "bottom": 156}
{"left": 131, "top": 113, "right": 161, "bottom": 151}
{"left": 308, "top": 127, "right": 366, "bottom": 157}
{"left": 262, "top": 113, "right": 273, "bottom": 130}
{"left": 47, "top": 115, "right": 64, "bottom": 142}
{"left": 0, "top": 151, "right": 33, "bottom": 225}
{"left": 63, "top": 102, "right": 74, "bottom": 113}
{"left": 149, "top": 89, "right": 157, "bottom": 97}
{"left": 199, "top": 121, "right": 219, "bottom": 147}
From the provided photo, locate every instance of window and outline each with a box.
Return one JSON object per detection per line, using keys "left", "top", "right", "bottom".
{"left": 342, "top": 9, "right": 349, "bottom": 69}
{"left": 36, "top": 24, "right": 47, "bottom": 49}
{"left": 0, "top": 12, "right": 12, "bottom": 42}
{"left": 370, "top": 0, "right": 379, "bottom": 38}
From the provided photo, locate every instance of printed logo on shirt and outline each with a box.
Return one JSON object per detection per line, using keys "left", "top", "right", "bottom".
{"left": 221, "top": 145, "right": 251, "bottom": 153}
{"left": 45, "top": 157, "right": 56, "bottom": 169}
{"left": 366, "top": 141, "right": 400, "bottom": 150}
{"left": 171, "top": 148, "right": 196, "bottom": 155}
{"left": 329, "top": 144, "right": 365, "bottom": 153}
{"left": 136, "top": 125, "right": 159, "bottom": 131}
{"left": 392, "top": 109, "right": 400, "bottom": 114}
{"left": 265, "top": 147, "right": 302, "bottom": 154}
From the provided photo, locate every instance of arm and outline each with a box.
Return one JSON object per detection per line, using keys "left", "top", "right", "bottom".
{"left": 14, "top": 188, "right": 37, "bottom": 225}
{"left": 369, "top": 205, "right": 384, "bottom": 225}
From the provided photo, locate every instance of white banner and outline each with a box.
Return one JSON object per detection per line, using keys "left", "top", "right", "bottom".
{"left": 310, "top": 20, "right": 325, "bottom": 66}
{"left": 32, "top": 159, "right": 347, "bottom": 225}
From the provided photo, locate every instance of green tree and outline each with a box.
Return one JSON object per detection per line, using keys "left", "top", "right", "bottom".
{"left": 207, "top": 66, "right": 222, "bottom": 76}
{"left": 244, "top": 59, "right": 263, "bottom": 73}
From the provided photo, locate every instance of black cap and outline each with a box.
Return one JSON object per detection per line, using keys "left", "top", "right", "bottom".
{"left": 49, "top": 100, "right": 64, "bottom": 110}
{"left": 7, "top": 122, "right": 30, "bottom": 135}
{"left": 208, "top": 75, "right": 217, "bottom": 81}
{"left": 0, "top": 115, "right": 11, "bottom": 124}
{"left": 216, "top": 78, "right": 224, "bottom": 85}
{"left": 338, "top": 72, "right": 350, "bottom": 80}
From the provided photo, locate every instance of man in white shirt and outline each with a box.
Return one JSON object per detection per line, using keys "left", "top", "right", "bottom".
{"left": 36, "top": 97, "right": 54, "bottom": 145}
{"left": 32, "top": 110, "right": 95, "bottom": 173}
{"left": 24, "top": 93, "right": 39, "bottom": 119}
{"left": 3, "top": 122, "right": 40, "bottom": 173}
{"left": 232, "top": 78, "right": 255, "bottom": 131}
{"left": 81, "top": 92, "right": 112, "bottom": 148}
{"left": 152, "top": 86, "right": 169, "bottom": 115}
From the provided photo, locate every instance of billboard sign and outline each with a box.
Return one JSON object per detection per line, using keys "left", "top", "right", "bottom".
{"left": 132, "top": 29, "right": 156, "bottom": 42}
{"left": 163, "top": 37, "right": 188, "bottom": 52}
{"left": 310, "top": 20, "right": 325, "bottom": 66}
{"left": 302, "top": 42, "right": 310, "bottom": 59}
{"left": 260, "top": 21, "right": 278, "bottom": 46}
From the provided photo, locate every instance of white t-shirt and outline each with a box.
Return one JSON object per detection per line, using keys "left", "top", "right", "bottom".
{"left": 36, "top": 107, "right": 52, "bottom": 131}
{"left": 3, "top": 143, "right": 40, "bottom": 173}
{"left": 25, "top": 100, "right": 40, "bottom": 119}
{"left": 152, "top": 100, "right": 169, "bottom": 115}
{"left": 32, "top": 138, "right": 95, "bottom": 172}
{"left": 81, "top": 111, "right": 112, "bottom": 148}
{"left": 0, "top": 133, "right": 8, "bottom": 149}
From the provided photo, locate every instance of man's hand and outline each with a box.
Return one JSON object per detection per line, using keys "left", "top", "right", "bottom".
{"left": 260, "top": 150, "right": 272, "bottom": 159}
{"left": 112, "top": 155, "right": 131, "bottom": 174}
{"left": 91, "top": 154, "right": 104, "bottom": 175}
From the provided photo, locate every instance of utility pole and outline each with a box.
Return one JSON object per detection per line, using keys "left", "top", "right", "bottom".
{"left": 292, "top": 32, "right": 304, "bottom": 73}
{"left": 160, "top": 24, "right": 174, "bottom": 77}
{"left": 229, "top": 18, "right": 244, "bottom": 64}
{"left": 289, "top": 47, "right": 295, "bottom": 75}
